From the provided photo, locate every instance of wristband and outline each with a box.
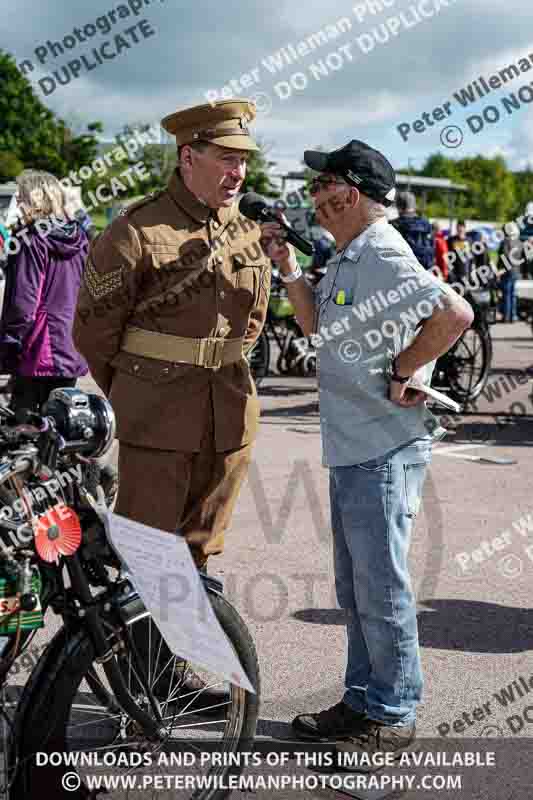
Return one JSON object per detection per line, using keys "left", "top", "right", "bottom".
{"left": 389, "top": 356, "right": 411, "bottom": 384}
{"left": 279, "top": 265, "right": 303, "bottom": 284}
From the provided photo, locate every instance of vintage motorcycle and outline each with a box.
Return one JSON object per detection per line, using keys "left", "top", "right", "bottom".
{"left": 0, "top": 388, "right": 259, "bottom": 799}
{"left": 247, "top": 272, "right": 317, "bottom": 386}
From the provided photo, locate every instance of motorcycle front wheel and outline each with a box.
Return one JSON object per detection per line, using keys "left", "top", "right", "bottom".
{"left": 11, "top": 590, "right": 260, "bottom": 800}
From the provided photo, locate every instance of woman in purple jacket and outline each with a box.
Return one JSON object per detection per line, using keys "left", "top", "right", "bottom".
{"left": 0, "top": 170, "right": 89, "bottom": 419}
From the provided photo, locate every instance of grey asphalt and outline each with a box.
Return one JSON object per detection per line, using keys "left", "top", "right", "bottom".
{"left": 4, "top": 316, "right": 533, "bottom": 798}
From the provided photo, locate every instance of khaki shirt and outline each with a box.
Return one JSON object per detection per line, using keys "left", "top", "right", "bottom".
{"left": 73, "top": 171, "right": 271, "bottom": 452}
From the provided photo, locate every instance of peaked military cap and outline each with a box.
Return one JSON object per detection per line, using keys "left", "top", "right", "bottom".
{"left": 161, "top": 99, "right": 259, "bottom": 151}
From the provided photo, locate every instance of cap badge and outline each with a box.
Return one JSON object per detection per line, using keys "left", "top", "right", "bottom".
{"left": 346, "top": 170, "right": 363, "bottom": 184}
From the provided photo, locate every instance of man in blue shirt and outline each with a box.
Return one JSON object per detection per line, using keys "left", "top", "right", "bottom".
{"left": 260, "top": 140, "right": 473, "bottom": 757}
{"left": 391, "top": 191, "right": 434, "bottom": 270}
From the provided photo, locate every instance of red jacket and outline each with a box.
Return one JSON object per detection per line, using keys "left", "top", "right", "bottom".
{"left": 434, "top": 231, "right": 449, "bottom": 280}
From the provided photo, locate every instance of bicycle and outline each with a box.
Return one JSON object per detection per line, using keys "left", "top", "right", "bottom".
{"left": 0, "top": 388, "right": 259, "bottom": 799}
{"left": 432, "top": 288, "right": 493, "bottom": 405}
{"left": 248, "top": 273, "right": 316, "bottom": 386}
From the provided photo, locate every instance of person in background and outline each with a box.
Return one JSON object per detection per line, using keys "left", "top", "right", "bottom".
{"left": 0, "top": 221, "right": 9, "bottom": 251}
{"left": 391, "top": 191, "right": 434, "bottom": 270}
{"left": 522, "top": 237, "right": 533, "bottom": 280}
{"left": 63, "top": 186, "right": 97, "bottom": 241}
{"left": 519, "top": 203, "right": 533, "bottom": 279}
{"left": 0, "top": 170, "right": 89, "bottom": 419}
{"left": 0, "top": 221, "right": 9, "bottom": 274}
{"left": 498, "top": 222, "right": 522, "bottom": 322}
{"left": 447, "top": 220, "right": 473, "bottom": 283}
{"left": 309, "top": 224, "right": 336, "bottom": 286}
{"left": 432, "top": 221, "right": 449, "bottom": 281}
{"left": 467, "top": 228, "right": 490, "bottom": 270}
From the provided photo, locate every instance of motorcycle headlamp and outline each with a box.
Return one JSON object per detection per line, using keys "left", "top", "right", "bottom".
{"left": 42, "top": 388, "right": 116, "bottom": 458}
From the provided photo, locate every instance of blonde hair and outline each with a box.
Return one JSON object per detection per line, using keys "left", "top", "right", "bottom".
{"left": 16, "top": 170, "right": 66, "bottom": 224}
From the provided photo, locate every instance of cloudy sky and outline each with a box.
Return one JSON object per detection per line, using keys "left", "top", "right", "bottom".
{"left": 3, "top": 0, "right": 533, "bottom": 181}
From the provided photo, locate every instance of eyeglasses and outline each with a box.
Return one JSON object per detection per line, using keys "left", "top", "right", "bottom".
{"left": 308, "top": 176, "right": 348, "bottom": 195}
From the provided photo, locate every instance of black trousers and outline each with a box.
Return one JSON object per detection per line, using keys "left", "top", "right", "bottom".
{"left": 10, "top": 376, "right": 77, "bottom": 420}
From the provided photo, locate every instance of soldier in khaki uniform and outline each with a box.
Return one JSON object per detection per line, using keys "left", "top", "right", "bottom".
{"left": 73, "top": 99, "right": 271, "bottom": 570}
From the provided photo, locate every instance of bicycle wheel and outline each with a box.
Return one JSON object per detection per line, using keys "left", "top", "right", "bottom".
{"left": 435, "top": 321, "right": 492, "bottom": 403}
{"left": 247, "top": 331, "right": 270, "bottom": 387}
{"left": 11, "top": 590, "right": 260, "bottom": 800}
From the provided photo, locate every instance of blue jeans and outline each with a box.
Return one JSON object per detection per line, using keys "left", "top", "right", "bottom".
{"left": 330, "top": 438, "right": 432, "bottom": 727}
{"left": 500, "top": 272, "right": 517, "bottom": 322}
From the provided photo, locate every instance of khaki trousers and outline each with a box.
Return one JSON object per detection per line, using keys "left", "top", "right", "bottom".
{"left": 115, "top": 400, "right": 252, "bottom": 568}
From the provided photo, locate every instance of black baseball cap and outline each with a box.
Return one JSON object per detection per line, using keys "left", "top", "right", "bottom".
{"left": 304, "top": 140, "right": 396, "bottom": 207}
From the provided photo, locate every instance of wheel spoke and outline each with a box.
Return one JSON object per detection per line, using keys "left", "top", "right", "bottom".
{"left": 24, "top": 598, "right": 256, "bottom": 799}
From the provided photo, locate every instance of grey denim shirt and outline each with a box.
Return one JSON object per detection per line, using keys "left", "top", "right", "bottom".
{"left": 313, "top": 217, "right": 449, "bottom": 467}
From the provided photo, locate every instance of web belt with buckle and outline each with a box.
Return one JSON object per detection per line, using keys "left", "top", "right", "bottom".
{"left": 120, "top": 326, "right": 244, "bottom": 369}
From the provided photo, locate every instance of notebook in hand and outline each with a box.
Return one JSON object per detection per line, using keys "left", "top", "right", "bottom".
{"left": 407, "top": 378, "right": 461, "bottom": 413}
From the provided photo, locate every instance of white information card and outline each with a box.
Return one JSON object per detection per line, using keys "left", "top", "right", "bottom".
{"left": 106, "top": 512, "right": 254, "bottom": 694}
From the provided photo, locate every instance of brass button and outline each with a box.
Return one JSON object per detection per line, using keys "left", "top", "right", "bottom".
{"left": 219, "top": 290, "right": 225, "bottom": 299}
{"left": 133, "top": 364, "right": 139, "bottom": 372}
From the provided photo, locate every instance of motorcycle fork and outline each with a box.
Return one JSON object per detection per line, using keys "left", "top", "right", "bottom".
{"left": 65, "top": 554, "right": 164, "bottom": 739}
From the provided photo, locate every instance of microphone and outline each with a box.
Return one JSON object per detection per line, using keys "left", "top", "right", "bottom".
{"left": 239, "top": 193, "right": 315, "bottom": 257}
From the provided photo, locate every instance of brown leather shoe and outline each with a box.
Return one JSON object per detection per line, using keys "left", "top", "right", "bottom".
{"left": 292, "top": 701, "right": 367, "bottom": 741}
{"left": 336, "top": 719, "right": 416, "bottom": 763}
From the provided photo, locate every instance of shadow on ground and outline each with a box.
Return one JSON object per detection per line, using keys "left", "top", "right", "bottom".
{"left": 417, "top": 599, "right": 533, "bottom": 653}
{"left": 260, "top": 401, "right": 319, "bottom": 420}
{"left": 258, "top": 382, "right": 316, "bottom": 399}
{"left": 293, "top": 600, "right": 533, "bottom": 654}
{"left": 292, "top": 608, "right": 347, "bottom": 625}
{"left": 440, "top": 416, "right": 533, "bottom": 448}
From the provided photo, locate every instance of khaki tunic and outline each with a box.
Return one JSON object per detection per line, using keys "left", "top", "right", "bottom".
{"left": 73, "top": 171, "right": 271, "bottom": 453}
{"left": 73, "top": 171, "right": 271, "bottom": 564}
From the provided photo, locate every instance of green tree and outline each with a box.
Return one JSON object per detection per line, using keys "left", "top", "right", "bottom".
{"left": 417, "top": 153, "right": 516, "bottom": 222}
{"left": 0, "top": 49, "right": 101, "bottom": 179}
{"left": 511, "top": 166, "right": 533, "bottom": 219}
{"left": 242, "top": 139, "right": 279, "bottom": 197}
{"left": 0, "top": 152, "right": 24, "bottom": 182}
{"left": 74, "top": 123, "right": 163, "bottom": 215}
{"left": 113, "top": 122, "right": 174, "bottom": 193}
